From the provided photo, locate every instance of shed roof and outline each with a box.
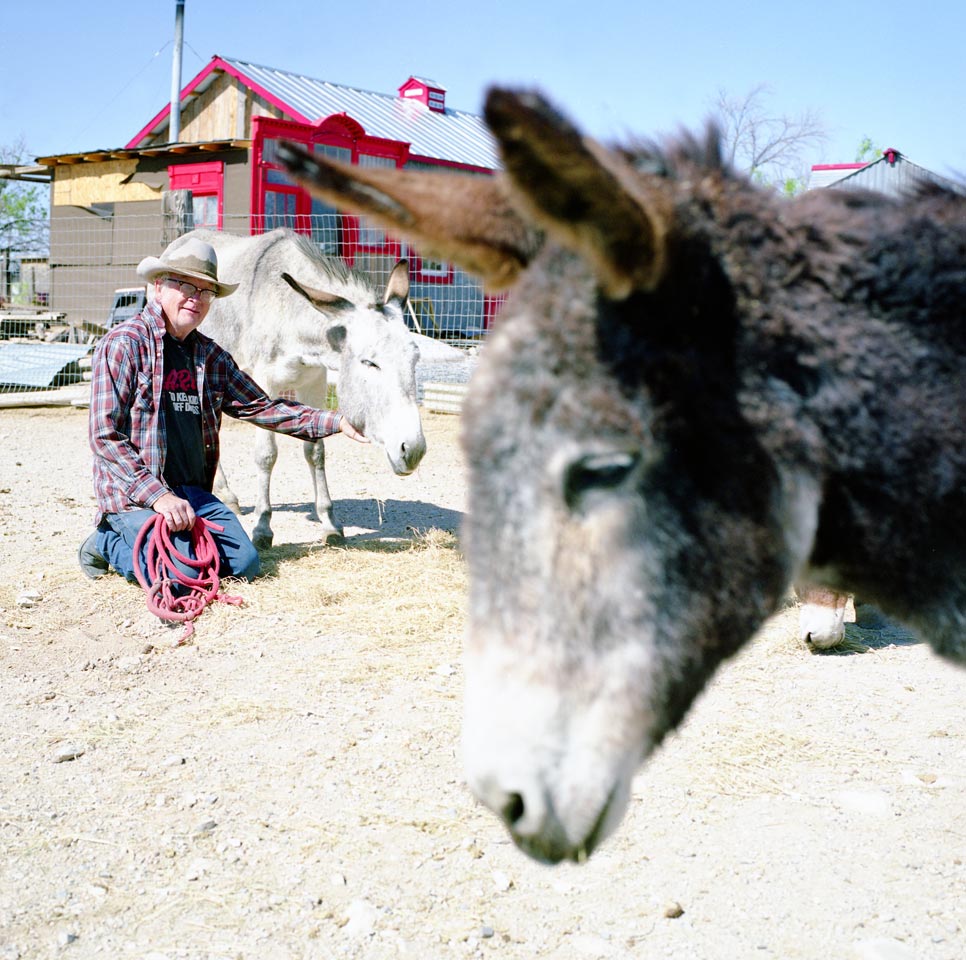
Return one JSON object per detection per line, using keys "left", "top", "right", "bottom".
{"left": 35, "top": 140, "right": 249, "bottom": 169}
{"left": 0, "top": 163, "right": 51, "bottom": 183}
{"left": 128, "top": 56, "right": 499, "bottom": 171}
{"left": 809, "top": 151, "right": 962, "bottom": 197}
{"left": 807, "top": 162, "right": 867, "bottom": 190}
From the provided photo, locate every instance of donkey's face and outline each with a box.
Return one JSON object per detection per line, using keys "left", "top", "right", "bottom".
{"left": 283, "top": 261, "right": 425, "bottom": 476}
{"left": 277, "top": 90, "right": 822, "bottom": 862}
{"left": 458, "top": 245, "right": 820, "bottom": 862}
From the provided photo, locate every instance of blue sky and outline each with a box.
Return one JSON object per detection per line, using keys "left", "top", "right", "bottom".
{"left": 3, "top": 0, "right": 964, "bottom": 178}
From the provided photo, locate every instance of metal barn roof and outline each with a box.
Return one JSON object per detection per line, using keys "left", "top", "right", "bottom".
{"left": 128, "top": 56, "right": 500, "bottom": 171}
{"left": 810, "top": 151, "right": 962, "bottom": 197}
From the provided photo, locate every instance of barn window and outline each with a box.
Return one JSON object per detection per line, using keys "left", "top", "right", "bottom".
{"left": 412, "top": 254, "right": 453, "bottom": 283}
{"left": 192, "top": 195, "right": 219, "bottom": 229}
{"left": 264, "top": 188, "right": 299, "bottom": 230}
{"left": 351, "top": 155, "right": 400, "bottom": 250}
{"left": 309, "top": 144, "right": 352, "bottom": 255}
{"left": 400, "top": 158, "right": 460, "bottom": 284}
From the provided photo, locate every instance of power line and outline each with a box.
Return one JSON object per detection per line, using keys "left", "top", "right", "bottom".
{"left": 68, "top": 42, "right": 174, "bottom": 148}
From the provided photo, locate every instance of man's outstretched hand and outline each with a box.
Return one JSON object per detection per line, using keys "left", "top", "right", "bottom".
{"left": 339, "top": 416, "right": 370, "bottom": 444}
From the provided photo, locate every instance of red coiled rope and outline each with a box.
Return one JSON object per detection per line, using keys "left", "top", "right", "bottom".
{"left": 132, "top": 514, "right": 244, "bottom": 644}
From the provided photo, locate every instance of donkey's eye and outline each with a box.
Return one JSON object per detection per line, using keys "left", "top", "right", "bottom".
{"left": 563, "top": 451, "right": 640, "bottom": 510}
{"left": 361, "top": 358, "right": 381, "bottom": 370}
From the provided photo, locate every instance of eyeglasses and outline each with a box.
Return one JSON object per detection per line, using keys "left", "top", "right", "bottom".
{"left": 163, "top": 277, "right": 217, "bottom": 303}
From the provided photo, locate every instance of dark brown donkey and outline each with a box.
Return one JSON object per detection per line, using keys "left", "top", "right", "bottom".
{"left": 278, "top": 89, "right": 966, "bottom": 865}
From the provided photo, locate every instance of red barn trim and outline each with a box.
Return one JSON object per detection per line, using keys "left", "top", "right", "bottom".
{"left": 810, "top": 163, "right": 867, "bottom": 172}
{"left": 127, "top": 56, "right": 315, "bottom": 149}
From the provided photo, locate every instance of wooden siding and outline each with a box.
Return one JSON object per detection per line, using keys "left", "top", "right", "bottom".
{"left": 53, "top": 160, "right": 160, "bottom": 206}
{"left": 146, "top": 71, "right": 286, "bottom": 147}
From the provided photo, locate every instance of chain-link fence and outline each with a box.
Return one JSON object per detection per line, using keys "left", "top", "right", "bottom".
{"left": 0, "top": 214, "right": 503, "bottom": 394}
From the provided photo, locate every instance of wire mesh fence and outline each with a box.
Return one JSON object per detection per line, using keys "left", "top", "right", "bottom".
{"left": 0, "top": 214, "right": 503, "bottom": 395}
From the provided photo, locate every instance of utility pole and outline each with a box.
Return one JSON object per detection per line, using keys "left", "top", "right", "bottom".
{"left": 169, "top": 0, "right": 185, "bottom": 143}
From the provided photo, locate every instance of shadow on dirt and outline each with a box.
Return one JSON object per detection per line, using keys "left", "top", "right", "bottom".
{"left": 815, "top": 603, "right": 922, "bottom": 657}
{"left": 254, "top": 499, "right": 464, "bottom": 575}
{"left": 237, "top": 497, "right": 462, "bottom": 537}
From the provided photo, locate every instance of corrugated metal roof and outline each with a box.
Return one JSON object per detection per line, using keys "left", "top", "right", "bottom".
{"left": 824, "top": 153, "right": 961, "bottom": 198}
{"left": 221, "top": 57, "right": 499, "bottom": 170}
{"left": 0, "top": 342, "right": 93, "bottom": 388}
{"left": 807, "top": 164, "right": 866, "bottom": 190}
{"left": 810, "top": 153, "right": 962, "bottom": 198}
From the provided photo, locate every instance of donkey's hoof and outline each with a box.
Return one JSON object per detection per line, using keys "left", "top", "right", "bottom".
{"left": 252, "top": 532, "right": 274, "bottom": 550}
{"left": 313, "top": 510, "right": 344, "bottom": 544}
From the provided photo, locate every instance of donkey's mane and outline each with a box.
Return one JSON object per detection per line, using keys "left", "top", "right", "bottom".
{"left": 279, "top": 229, "right": 370, "bottom": 289}
{"left": 621, "top": 124, "right": 728, "bottom": 181}
{"left": 621, "top": 126, "right": 966, "bottom": 216}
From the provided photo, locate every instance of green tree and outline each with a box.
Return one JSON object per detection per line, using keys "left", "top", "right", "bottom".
{"left": 0, "top": 137, "right": 49, "bottom": 255}
{"left": 854, "top": 136, "right": 883, "bottom": 164}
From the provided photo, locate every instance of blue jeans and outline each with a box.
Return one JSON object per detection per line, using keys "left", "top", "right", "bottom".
{"left": 95, "top": 486, "right": 260, "bottom": 585}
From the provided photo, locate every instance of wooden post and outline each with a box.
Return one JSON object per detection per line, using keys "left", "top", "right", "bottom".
{"left": 0, "top": 248, "right": 9, "bottom": 306}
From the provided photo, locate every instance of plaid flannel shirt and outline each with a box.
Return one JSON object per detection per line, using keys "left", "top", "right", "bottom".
{"left": 89, "top": 300, "right": 342, "bottom": 521}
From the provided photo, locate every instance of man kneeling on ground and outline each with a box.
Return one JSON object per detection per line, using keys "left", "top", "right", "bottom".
{"left": 78, "top": 237, "right": 367, "bottom": 585}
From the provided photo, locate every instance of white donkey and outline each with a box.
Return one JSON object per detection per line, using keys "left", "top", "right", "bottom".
{"left": 166, "top": 227, "right": 426, "bottom": 548}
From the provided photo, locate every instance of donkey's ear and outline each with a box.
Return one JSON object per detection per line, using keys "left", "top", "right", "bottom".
{"left": 276, "top": 142, "right": 540, "bottom": 290}
{"left": 282, "top": 272, "right": 353, "bottom": 312}
{"left": 485, "top": 88, "right": 670, "bottom": 299}
{"left": 384, "top": 259, "right": 410, "bottom": 310}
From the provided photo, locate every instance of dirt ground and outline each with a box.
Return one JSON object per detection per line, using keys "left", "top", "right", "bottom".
{"left": 1, "top": 404, "right": 964, "bottom": 960}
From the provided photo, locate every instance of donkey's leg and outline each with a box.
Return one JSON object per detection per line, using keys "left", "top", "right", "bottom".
{"left": 302, "top": 437, "right": 343, "bottom": 542}
{"left": 297, "top": 377, "right": 343, "bottom": 542}
{"left": 251, "top": 426, "right": 279, "bottom": 550}
{"left": 213, "top": 462, "right": 242, "bottom": 515}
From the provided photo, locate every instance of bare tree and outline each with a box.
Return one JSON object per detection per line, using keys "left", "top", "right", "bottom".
{"left": 712, "top": 84, "right": 828, "bottom": 193}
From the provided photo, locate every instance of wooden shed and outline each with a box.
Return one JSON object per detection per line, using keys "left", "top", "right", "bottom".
{"left": 35, "top": 56, "right": 502, "bottom": 335}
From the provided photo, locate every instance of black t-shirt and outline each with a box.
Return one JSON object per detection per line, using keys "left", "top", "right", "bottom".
{"left": 161, "top": 332, "right": 206, "bottom": 489}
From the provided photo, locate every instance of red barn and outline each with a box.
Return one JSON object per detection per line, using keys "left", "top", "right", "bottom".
{"left": 36, "top": 57, "right": 501, "bottom": 336}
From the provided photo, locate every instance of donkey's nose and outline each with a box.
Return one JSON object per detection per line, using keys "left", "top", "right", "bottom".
{"left": 499, "top": 791, "right": 526, "bottom": 828}
{"left": 400, "top": 434, "right": 427, "bottom": 471}
{"left": 474, "top": 775, "right": 549, "bottom": 837}
{"left": 474, "top": 776, "right": 580, "bottom": 864}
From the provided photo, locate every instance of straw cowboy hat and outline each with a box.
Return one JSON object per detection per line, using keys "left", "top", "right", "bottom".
{"left": 136, "top": 237, "right": 238, "bottom": 298}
